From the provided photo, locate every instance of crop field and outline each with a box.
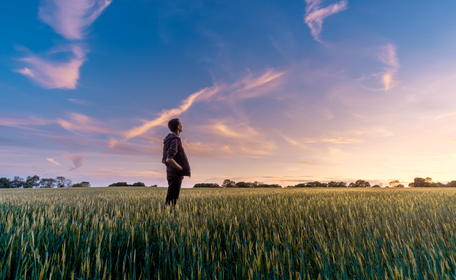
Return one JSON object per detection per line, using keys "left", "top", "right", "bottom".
{"left": 2, "top": 187, "right": 456, "bottom": 279}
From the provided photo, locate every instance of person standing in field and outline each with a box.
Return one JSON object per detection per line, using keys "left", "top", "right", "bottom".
{"left": 162, "top": 118, "right": 191, "bottom": 207}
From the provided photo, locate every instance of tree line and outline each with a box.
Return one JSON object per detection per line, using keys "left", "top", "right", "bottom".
{"left": 291, "top": 177, "right": 456, "bottom": 188}
{"left": 108, "top": 182, "right": 157, "bottom": 187}
{"left": 0, "top": 175, "right": 90, "bottom": 189}
{"left": 194, "top": 180, "right": 282, "bottom": 188}
{"left": 193, "top": 177, "right": 456, "bottom": 188}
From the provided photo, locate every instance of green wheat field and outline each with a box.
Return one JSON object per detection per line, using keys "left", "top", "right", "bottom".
{"left": 2, "top": 187, "right": 456, "bottom": 279}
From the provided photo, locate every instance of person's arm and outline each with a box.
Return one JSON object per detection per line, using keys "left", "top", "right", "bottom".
{"left": 166, "top": 158, "right": 183, "bottom": 170}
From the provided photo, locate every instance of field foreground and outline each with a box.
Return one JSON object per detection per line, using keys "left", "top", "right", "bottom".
{"left": 1, "top": 187, "right": 456, "bottom": 279}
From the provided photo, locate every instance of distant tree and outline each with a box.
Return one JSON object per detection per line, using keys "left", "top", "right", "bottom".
{"left": 55, "top": 176, "right": 65, "bottom": 188}
{"left": 408, "top": 182, "right": 415, "bottom": 188}
{"left": 306, "top": 181, "right": 327, "bottom": 188}
{"left": 0, "top": 177, "right": 11, "bottom": 189}
{"left": 72, "top": 181, "right": 90, "bottom": 188}
{"left": 327, "top": 181, "right": 347, "bottom": 188}
{"left": 109, "top": 182, "right": 129, "bottom": 187}
{"left": 350, "top": 180, "right": 370, "bottom": 188}
{"left": 389, "top": 180, "right": 400, "bottom": 188}
{"left": 414, "top": 177, "right": 429, "bottom": 188}
{"left": 257, "top": 183, "right": 282, "bottom": 188}
{"left": 10, "top": 176, "right": 25, "bottom": 188}
{"left": 39, "top": 178, "right": 56, "bottom": 188}
{"left": 396, "top": 184, "right": 405, "bottom": 188}
{"left": 55, "top": 176, "right": 72, "bottom": 188}
{"left": 372, "top": 184, "right": 381, "bottom": 188}
{"left": 64, "top": 178, "right": 73, "bottom": 188}
{"left": 251, "top": 181, "right": 261, "bottom": 188}
{"left": 132, "top": 182, "right": 146, "bottom": 186}
{"left": 25, "top": 175, "right": 40, "bottom": 188}
{"left": 193, "top": 183, "right": 220, "bottom": 188}
{"left": 222, "top": 179, "right": 236, "bottom": 188}
{"left": 235, "top": 181, "right": 251, "bottom": 188}
{"left": 447, "top": 181, "right": 456, "bottom": 187}
{"left": 150, "top": 184, "right": 158, "bottom": 187}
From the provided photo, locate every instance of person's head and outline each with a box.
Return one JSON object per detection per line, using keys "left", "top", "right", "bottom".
{"left": 168, "top": 118, "right": 182, "bottom": 134}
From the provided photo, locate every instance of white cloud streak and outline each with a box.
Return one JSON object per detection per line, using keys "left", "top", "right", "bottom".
{"left": 57, "top": 112, "right": 119, "bottom": 135}
{"left": 304, "top": 0, "right": 348, "bottom": 43}
{"left": 15, "top": 46, "right": 86, "bottom": 89}
{"left": 377, "top": 43, "right": 400, "bottom": 90}
{"left": 14, "top": 0, "right": 111, "bottom": 89}
{"left": 123, "top": 69, "right": 285, "bottom": 141}
{"left": 39, "top": 0, "right": 112, "bottom": 40}
{"left": 46, "top": 158, "right": 60, "bottom": 165}
{"left": 0, "top": 117, "right": 53, "bottom": 130}
{"left": 124, "top": 85, "right": 224, "bottom": 140}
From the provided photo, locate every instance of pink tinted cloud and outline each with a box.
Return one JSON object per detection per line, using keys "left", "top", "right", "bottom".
{"left": 241, "top": 69, "right": 284, "bottom": 91}
{"left": 123, "top": 69, "right": 284, "bottom": 141}
{"left": 63, "top": 154, "right": 84, "bottom": 171}
{"left": 57, "top": 112, "right": 119, "bottom": 135}
{"left": 0, "top": 117, "right": 53, "bottom": 130}
{"left": 203, "top": 122, "right": 260, "bottom": 139}
{"left": 0, "top": 113, "right": 119, "bottom": 137}
{"left": 377, "top": 43, "right": 400, "bottom": 90}
{"left": 39, "top": 0, "right": 112, "bottom": 40}
{"left": 304, "top": 0, "right": 348, "bottom": 43}
{"left": 15, "top": 46, "right": 86, "bottom": 89}
{"left": 302, "top": 136, "right": 364, "bottom": 144}
{"left": 223, "top": 69, "right": 285, "bottom": 100}
{"left": 124, "top": 85, "right": 224, "bottom": 140}
{"left": 196, "top": 120, "right": 277, "bottom": 158}
{"left": 46, "top": 158, "right": 60, "bottom": 165}
{"left": 182, "top": 140, "right": 217, "bottom": 158}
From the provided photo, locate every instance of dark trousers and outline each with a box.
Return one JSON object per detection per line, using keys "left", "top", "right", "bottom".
{"left": 165, "top": 174, "right": 183, "bottom": 206}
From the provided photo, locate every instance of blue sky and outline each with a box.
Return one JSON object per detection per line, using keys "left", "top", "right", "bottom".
{"left": 2, "top": 0, "right": 456, "bottom": 187}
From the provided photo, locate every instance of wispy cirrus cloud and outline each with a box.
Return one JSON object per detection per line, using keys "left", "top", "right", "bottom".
{"left": 123, "top": 69, "right": 285, "bottom": 141}
{"left": 377, "top": 43, "right": 400, "bottom": 90}
{"left": 15, "top": 46, "right": 86, "bottom": 89}
{"left": 15, "top": 0, "right": 111, "bottom": 89}
{"left": 302, "top": 136, "right": 364, "bottom": 144}
{"left": 205, "top": 122, "right": 259, "bottom": 139}
{"left": 197, "top": 120, "right": 276, "bottom": 158}
{"left": 0, "top": 117, "right": 53, "bottom": 130}
{"left": 0, "top": 113, "right": 118, "bottom": 136}
{"left": 46, "top": 158, "right": 60, "bottom": 165}
{"left": 182, "top": 140, "right": 217, "bottom": 158}
{"left": 68, "top": 98, "right": 91, "bottom": 105}
{"left": 222, "top": 69, "right": 285, "bottom": 101}
{"left": 304, "top": 0, "right": 348, "bottom": 43}
{"left": 57, "top": 112, "right": 119, "bottom": 135}
{"left": 124, "top": 85, "right": 224, "bottom": 140}
{"left": 39, "top": 0, "right": 112, "bottom": 40}
{"left": 64, "top": 154, "right": 84, "bottom": 171}
{"left": 240, "top": 69, "right": 284, "bottom": 91}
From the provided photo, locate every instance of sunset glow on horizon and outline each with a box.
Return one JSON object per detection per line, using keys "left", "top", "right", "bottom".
{"left": 2, "top": 0, "right": 456, "bottom": 187}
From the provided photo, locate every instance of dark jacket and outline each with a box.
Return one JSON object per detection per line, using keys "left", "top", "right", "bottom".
{"left": 162, "top": 133, "right": 191, "bottom": 176}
